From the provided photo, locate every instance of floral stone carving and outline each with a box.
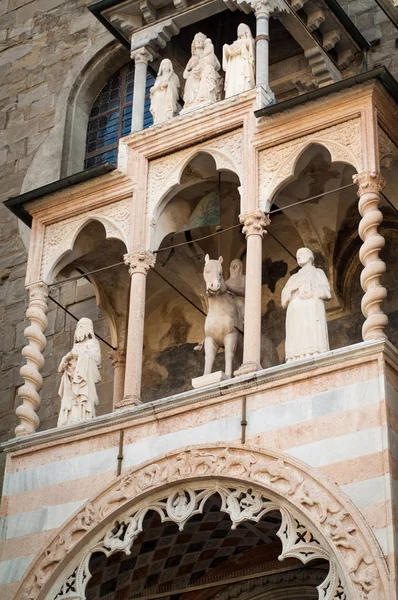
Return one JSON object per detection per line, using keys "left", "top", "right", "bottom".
{"left": 40, "top": 199, "right": 131, "bottom": 281}
{"left": 147, "top": 130, "right": 242, "bottom": 221}
{"left": 258, "top": 119, "right": 362, "bottom": 209}
{"left": 17, "top": 446, "right": 389, "bottom": 600}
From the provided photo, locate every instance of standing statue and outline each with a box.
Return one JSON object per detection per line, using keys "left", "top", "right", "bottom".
{"left": 225, "top": 258, "right": 246, "bottom": 325}
{"left": 201, "top": 255, "right": 277, "bottom": 379}
{"left": 223, "top": 24, "right": 255, "bottom": 99}
{"left": 150, "top": 59, "right": 180, "bottom": 125}
{"left": 57, "top": 317, "right": 102, "bottom": 427}
{"left": 281, "top": 248, "right": 331, "bottom": 363}
{"left": 183, "top": 33, "right": 223, "bottom": 111}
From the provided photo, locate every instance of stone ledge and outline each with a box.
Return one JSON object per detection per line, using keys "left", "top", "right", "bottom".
{"left": 2, "top": 339, "right": 397, "bottom": 453}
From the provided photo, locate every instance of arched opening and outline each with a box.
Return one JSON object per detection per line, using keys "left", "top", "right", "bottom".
{"left": 141, "top": 152, "right": 247, "bottom": 402}
{"left": 259, "top": 143, "right": 368, "bottom": 357}
{"left": 18, "top": 447, "right": 389, "bottom": 600}
{"left": 39, "top": 220, "right": 129, "bottom": 428}
{"left": 85, "top": 497, "right": 328, "bottom": 600}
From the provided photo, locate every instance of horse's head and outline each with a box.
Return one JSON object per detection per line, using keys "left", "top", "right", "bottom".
{"left": 204, "top": 255, "right": 225, "bottom": 295}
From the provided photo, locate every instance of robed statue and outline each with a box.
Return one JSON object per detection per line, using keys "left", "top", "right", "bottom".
{"left": 223, "top": 24, "right": 255, "bottom": 99}
{"left": 183, "top": 32, "right": 223, "bottom": 111}
{"left": 281, "top": 248, "right": 331, "bottom": 362}
{"left": 225, "top": 258, "right": 245, "bottom": 325}
{"left": 150, "top": 59, "right": 180, "bottom": 125}
{"left": 57, "top": 317, "right": 102, "bottom": 427}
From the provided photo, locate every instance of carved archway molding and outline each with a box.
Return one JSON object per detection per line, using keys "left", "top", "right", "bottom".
{"left": 147, "top": 130, "right": 243, "bottom": 234}
{"left": 258, "top": 119, "right": 362, "bottom": 212}
{"left": 40, "top": 198, "right": 131, "bottom": 283}
{"left": 17, "top": 445, "right": 390, "bottom": 600}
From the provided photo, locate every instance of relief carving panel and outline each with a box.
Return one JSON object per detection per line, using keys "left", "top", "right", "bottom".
{"left": 40, "top": 199, "right": 132, "bottom": 282}
{"left": 147, "top": 130, "right": 243, "bottom": 225}
{"left": 258, "top": 119, "right": 362, "bottom": 210}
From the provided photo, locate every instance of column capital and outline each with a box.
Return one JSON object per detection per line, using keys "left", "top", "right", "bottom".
{"left": 353, "top": 171, "right": 386, "bottom": 197}
{"left": 108, "top": 348, "right": 126, "bottom": 367}
{"left": 239, "top": 210, "right": 270, "bottom": 237}
{"left": 130, "top": 46, "right": 155, "bottom": 65}
{"left": 124, "top": 251, "right": 156, "bottom": 276}
{"left": 251, "top": 0, "right": 286, "bottom": 16}
{"left": 26, "top": 281, "right": 49, "bottom": 299}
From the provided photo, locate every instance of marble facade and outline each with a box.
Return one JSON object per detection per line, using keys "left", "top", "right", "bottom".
{"left": 1, "top": 0, "right": 398, "bottom": 598}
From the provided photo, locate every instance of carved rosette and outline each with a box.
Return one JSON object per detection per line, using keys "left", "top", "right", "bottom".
{"left": 15, "top": 282, "right": 49, "bottom": 437}
{"left": 239, "top": 210, "right": 270, "bottom": 237}
{"left": 19, "top": 446, "right": 388, "bottom": 600}
{"left": 124, "top": 251, "right": 156, "bottom": 276}
{"left": 353, "top": 171, "right": 388, "bottom": 341}
{"left": 131, "top": 46, "right": 155, "bottom": 65}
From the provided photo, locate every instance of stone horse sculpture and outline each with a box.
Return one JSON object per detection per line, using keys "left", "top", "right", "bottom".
{"left": 203, "top": 255, "right": 278, "bottom": 377}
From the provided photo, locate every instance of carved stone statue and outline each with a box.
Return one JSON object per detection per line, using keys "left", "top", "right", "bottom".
{"left": 225, "top": 258, "right": 245, "bottom": 325}
{"left": 57, "top": 317, "right": 102, "bottom": 427}
{"left": 223, "top": 23, "right": 255, "bottom": 99}
{"left": 199, "top": 255, "right": 277, "bottom": 381}
{"left": 183, "top": 33, "right": 223, "bottom": 111}
{"left": 281, "top": 248, "right": 331, "bottom": 362}
{"left": 150, "top": 59, "right": 180, "bottom": 125}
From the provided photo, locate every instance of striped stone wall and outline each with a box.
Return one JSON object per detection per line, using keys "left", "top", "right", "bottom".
{"left": 0, "top": 340, "right": 396, "bottom": 599}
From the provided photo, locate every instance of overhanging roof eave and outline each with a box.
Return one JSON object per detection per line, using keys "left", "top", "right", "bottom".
{"left": 4, "top": 163, "right": 117, "bottom": 228}
{"left": 254, "top": 67, "right": 398, "bottom": 119}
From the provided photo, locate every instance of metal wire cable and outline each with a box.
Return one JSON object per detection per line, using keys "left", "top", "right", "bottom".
{"left": 48, "top": 294, "right": 116, "bottom": 350}
{"left": 48, "top": 182, "right": 357, "bottom": 287}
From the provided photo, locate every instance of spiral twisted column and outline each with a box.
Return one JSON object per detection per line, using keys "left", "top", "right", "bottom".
{"left": 118, "top": 251, "right": 155, "bottom": 409}
{"left": 235, "top": 210, "right": 269, "bottom": 376}
{"left": 353, "top": 171, "right": 388, "bottom": 341}
{"left": 15, "top": 282, "right": 49, "bottom": 437}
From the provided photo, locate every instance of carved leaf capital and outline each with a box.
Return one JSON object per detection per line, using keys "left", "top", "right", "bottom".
{"left": 239, "top": 210, "right": 270, "bottom": 237}
{"left": 251, "top": 0, "right": 287, "bottom": 16}
{"left": 124, "top": 251, "right": 156, "bottom": 275}
{"left": 108, "top": 348, "right": 126, "bottom": 367}
{"left": 27, "top": 281, "right": 49, "bottom": 301}
{"left": 352, "top": 171, "right": 386, "bottom": 197}
{"left": 131, "top": 46, "right": 155, "bottom": 64}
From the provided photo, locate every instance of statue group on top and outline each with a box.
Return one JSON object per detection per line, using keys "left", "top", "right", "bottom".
{"left": 150, "top": 25, "right": 256, "bottom": 125}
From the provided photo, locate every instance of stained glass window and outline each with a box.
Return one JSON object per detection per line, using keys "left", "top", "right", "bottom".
{"left": 84, "top": 63, "right": 155, "bottom": 169}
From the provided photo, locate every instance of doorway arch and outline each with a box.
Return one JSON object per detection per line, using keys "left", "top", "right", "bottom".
{"left": 17, "top": 445, "right": 390, "bottom": 600}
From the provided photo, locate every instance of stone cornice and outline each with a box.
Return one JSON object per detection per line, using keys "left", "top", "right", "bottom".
{"left": 2, "top": 339, "right": 396, "bottom": 454}
{"left": 120, "top": 88, "right": 259, "bottom": 159}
